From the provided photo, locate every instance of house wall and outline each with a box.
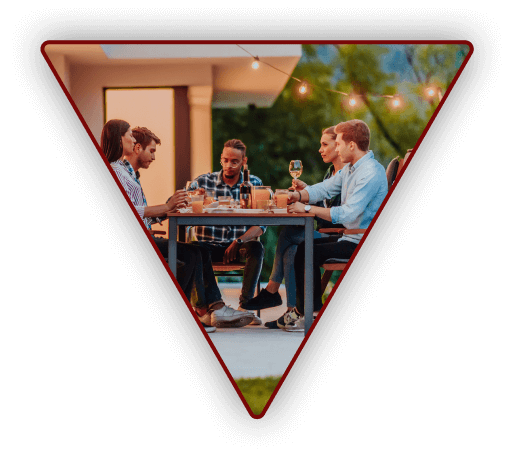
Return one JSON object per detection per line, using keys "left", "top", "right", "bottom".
{"left": 45, "top": 54, "right": 213, "bottom": 232}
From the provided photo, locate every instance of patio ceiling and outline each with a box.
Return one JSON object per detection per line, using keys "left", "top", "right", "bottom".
{"left": 45, "top": 43, "right": 302, "bottom": 108}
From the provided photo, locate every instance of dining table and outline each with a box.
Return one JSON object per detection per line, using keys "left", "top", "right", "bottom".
{"left": 166, "top": 209, "right": 316, "bottom": 335}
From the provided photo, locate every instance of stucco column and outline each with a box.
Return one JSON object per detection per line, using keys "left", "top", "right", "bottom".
{"left": 188, "top": 86, "right": 213, "bottom": 179}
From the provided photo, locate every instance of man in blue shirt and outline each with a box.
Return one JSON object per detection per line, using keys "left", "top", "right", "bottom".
{"left": 268, "top": 119, "right": 388, "bottom": 331}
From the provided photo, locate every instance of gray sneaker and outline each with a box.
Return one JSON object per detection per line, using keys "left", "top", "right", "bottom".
{"left": 285, "top": 315, "right": 304, "bottom": 332}
{"left": 211, "top": 304, "right": 254, "bottom": 328}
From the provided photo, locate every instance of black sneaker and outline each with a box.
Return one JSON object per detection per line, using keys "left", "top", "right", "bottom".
{"left": 264, "top": 309, "right": 300, "bottom": 329}
{"left": 244, "top": 289, "right": 283, "bottom": 310}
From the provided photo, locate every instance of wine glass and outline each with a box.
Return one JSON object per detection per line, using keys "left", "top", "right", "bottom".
{"left": 289, "top": 160, "right": 303, "bottom": 189}
{"left": 185, "top": 181, "right": 199, "bottom": 207}
{"left": 185, "top": 180, "right": 198, "bottom": 196}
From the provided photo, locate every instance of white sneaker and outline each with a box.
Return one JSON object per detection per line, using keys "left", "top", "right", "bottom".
{"left": 201, "top": 323, "right": 216, "bottom": 333}
{"left": 211, "top": 304, "right": 254, "bottom": 328}
{"left": 238, "top": 307, "right": 263, "bottom": 326}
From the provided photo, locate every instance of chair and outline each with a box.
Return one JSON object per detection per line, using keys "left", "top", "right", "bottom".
{"left": 319, "top": 150, "right": 413, "bottom": 294}
{"left": 319, "top": 228, "right": 366, "bottom": 293}
{"left": 186, "top": 226, "right": 262, "bottom": 317}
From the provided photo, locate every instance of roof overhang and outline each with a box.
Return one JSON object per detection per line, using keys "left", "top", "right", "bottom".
{"left": 45, "top": 43, "right": 302, "bottom": 108}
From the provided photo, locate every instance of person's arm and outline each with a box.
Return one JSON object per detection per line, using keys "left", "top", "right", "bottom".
{"left": 286, "top": 201, "right": 332, "bottom": 220}
{"left": 223, "top": 226, "right": 264, "bottom": 263}
{"left": 144, "top": 190, "right": 188, "bottom": 217}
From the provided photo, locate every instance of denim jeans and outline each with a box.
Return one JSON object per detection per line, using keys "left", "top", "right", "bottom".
{"left": 192, "top": 240, "right": 264, "bottom": 308}
{"left": 152, "top": 237, "right": 222, "bottom": 308}
{"left": 294, "top": 236, "right": 358, "bottom": 315}
{"left": 269, "top": 226, "right": 326, "bottom": 308}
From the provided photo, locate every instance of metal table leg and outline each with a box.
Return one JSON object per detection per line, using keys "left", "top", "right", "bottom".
{"left": 304, "top": 217, "right": 314, "bottom": 335}
{"left": 168, "top": 216, "right": 178, "bottom": 276}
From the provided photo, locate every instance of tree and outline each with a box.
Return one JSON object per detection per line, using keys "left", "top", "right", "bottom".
{"left": 212, "top": 44, "right": 469, "bottom": 280}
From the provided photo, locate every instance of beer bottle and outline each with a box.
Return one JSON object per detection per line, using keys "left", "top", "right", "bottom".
{"left": 240, "top": 165, "right": 252, "bottom": 209}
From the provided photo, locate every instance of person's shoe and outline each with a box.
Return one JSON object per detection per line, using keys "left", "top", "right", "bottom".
{"left": 285, "top": 316, "right": 304, "bottom": 332}
{"left": 244, "top": 288, "right": 283, "bottom": 310}
{"left": 210, "top": 304, "right": 254, "bottom": 328}
{"left": 201, "top": 322, "right": 216, "bottom": 333}
{"left": 238, "top": 306, "right": 263, "bottom": 326}
{"left": 264, "top": 309, "right": 301, "bottom": 329}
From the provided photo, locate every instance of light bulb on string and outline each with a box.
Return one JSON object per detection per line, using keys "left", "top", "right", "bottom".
{"left": 387, "top": 95, "right": 404, "bottom": 111}
{"left": 298, "top": 81, "right": 308, "bottom": 95}
{"left": 349, "top": 97, "right": 357, "bottom": 107}
{"left": 423, "top": 85, "right": 444, "bottom": 103}
{"left": 251, "top": 57, "right": 260, "bottom": 70}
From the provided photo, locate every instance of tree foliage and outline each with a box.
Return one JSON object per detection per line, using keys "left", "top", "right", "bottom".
{"left": 212, "top": 44, "right": 469, "bottom": 280}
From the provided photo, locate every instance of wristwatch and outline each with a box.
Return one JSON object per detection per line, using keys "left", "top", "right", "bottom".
{"left": 304, "top": 205, "right": 312, "bottom": 212}
{"left": 236, "top": 238, "right": 244, "bottom": 244}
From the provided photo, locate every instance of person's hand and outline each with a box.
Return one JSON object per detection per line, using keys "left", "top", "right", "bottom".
{"left": 166, "top": 190, "right": 188, "bottom": 212}
{"left": 287, "top": 201, "right": 306, "bottom": 213}
{"left": 287, "top": 190, "right": 300, "bottom": 204}
{"left": 292, "top": 178, "right": 307, "bottom": 190}
{"left": 223, "top": 240, "right": 241, "bottom": 264}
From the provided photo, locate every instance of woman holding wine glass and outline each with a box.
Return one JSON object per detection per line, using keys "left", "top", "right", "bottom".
{"left": 245, "top": 126, "right": 347, "bottom": 327}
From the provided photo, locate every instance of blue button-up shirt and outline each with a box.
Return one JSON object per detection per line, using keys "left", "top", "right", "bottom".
{"left": 305, "top": 151, "right": 388, "bottom": 244}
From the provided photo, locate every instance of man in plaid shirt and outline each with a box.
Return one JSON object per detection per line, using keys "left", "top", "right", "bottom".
{"left": 190, "top": 139, "right": 266, "bottom": 325}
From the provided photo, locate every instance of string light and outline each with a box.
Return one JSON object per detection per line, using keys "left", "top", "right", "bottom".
{"left": 236, "top": 44, "right": 444, "bottom": 111}
{"left": 424, "top": 85, "right": 443, "bottom": 102}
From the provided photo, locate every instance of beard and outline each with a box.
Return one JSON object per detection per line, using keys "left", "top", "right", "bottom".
{"left": 223, "top": 170, "right": 238, "bottom": 179}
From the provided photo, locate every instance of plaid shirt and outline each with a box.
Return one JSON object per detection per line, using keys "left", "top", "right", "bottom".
{"left": 191, "top": 170, "right": 267, "bottom": 245}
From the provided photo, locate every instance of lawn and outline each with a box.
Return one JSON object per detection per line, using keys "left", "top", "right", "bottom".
{"left": 235, "top": 376, "right": 282, "bottom": 415}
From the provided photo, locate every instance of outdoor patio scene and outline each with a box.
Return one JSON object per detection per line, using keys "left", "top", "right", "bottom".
{"left": 44, "top": 42, "right": 470, "bottom": 416}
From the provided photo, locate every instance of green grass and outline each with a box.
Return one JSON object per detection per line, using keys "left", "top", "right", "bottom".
{"left": 235, "top": 376, "right": 282, "bottom": 415}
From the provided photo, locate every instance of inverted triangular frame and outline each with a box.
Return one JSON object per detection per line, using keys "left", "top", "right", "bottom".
{"left": 41, "top": 40, "right": 473, "bottom": 418}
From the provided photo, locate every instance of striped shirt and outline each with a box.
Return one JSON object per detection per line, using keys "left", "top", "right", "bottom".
{"left": 191, "top": 170, "right": 267, "bottom": 245}
{"left": 111, "top": 159, "right": 152, "bottom": 229}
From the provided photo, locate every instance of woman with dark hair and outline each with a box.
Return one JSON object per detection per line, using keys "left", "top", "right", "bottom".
{"left": 101, "top": 120, "right": 254, "bottom": 331}
{"left": 245, "top": 126, "right": 347, "bottom": 327}
{"left": 101, "top": 119, "right": 134, "bottom": 163}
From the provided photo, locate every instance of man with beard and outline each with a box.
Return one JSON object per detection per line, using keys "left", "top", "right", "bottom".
{"left": 189, "top": 139, "right": 265, "bottom": 326}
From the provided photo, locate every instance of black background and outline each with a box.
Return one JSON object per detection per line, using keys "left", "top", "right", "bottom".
{"left": 13, "top": 8, "right": 500, "bottom": 455}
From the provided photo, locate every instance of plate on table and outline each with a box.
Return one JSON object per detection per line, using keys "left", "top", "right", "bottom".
{"left": 233, "top": 208, "right": 266, "bottom": 213}
{"left": 205, "top": 207, "right": 235, "bottom": 213}
{"left": 272, "top": 208, "right": 288, "bottom": 214}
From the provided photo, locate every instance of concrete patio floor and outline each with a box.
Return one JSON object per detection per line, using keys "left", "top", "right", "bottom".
{"left": 209, "top": 283, "right": 304, "bottom": 379}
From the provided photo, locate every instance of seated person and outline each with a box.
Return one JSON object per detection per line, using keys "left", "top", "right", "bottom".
{"left": 101, "top": 120, "right": 254, "bottom": 330}
{"left": 244, "top": 126, "right": 347, "bottom": 329}
{"left": 266, "top": 119, "right": 388, "bottom": 331}
{"left": 189, "top": 139, "right": 266, "bottom": 326}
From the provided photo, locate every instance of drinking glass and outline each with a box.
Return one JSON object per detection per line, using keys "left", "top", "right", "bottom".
{"left": 185, "top": 180, "right": 199, "bottom": 197}
{"left": 275, "top": 189, "right": 289, "bottom": 208}
{"left": 191, "top": 195, "right": 204, "bottom": 213}
{"left": 204, "top": 190, "right": 216, "bottom": 205}
{"left": 289, "top": 160, "right": 303, "bottom": 189}
{"left": 217, "top": 191, "right": 232, "bottom": 207}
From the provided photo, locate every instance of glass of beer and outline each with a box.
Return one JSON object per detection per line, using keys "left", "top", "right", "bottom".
{"left": 275, "top": 189, "right": 289, "bottom": 208}
{"left": 204, "top": 190, "right": 216, "bottom": 205}
{"left": 191, "top": 195, "right": 204, "bottom": 213}
{"left": 218, "top": 191, "right": 232, "bottom": 207}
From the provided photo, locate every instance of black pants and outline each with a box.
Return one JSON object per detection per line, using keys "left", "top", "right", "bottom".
{"left": 294, "top": 236, "right": 358, "bottom": 315}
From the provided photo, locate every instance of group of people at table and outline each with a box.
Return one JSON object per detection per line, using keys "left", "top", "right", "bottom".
{"left": 101, "top": 118, "right": 388, "bottom": 333}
